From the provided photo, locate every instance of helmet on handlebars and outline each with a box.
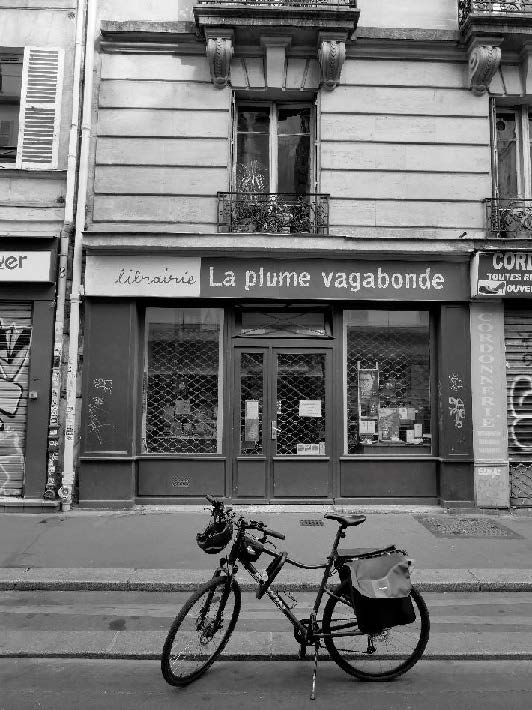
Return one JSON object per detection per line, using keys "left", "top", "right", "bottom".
{"left": 196, "top": 517, "right": 233, "bottom": 554}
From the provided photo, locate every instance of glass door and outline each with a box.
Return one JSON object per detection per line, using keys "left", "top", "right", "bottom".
{"left": 274, "top": 351, "right": 327, "bottom": 456}
{"left": 233, "top": 346, "right": 332, "bottom": 500}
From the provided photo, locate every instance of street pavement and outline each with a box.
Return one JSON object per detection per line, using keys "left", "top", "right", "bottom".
{"left": 2, "top": 589, "right": 532, "bottom": 660}
{"left": 2, "top": 505, "right": 532, "bottom": 665}
{"left": 1, "top": 659, "right": 532, "bottom": 710}
{"left": 2, "top": 506, "right": 532, "bottom": 593}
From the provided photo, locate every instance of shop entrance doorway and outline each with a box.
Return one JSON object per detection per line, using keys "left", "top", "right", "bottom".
{"left": 233, "top": 344, "right": 333, "bottom": 500}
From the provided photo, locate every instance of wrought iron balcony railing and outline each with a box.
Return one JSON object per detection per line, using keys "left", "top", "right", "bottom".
{"left": 486, "top": 197, "right": 532, "bottom": 237}
{"left": 197, "top": 0, "right": 355, "bottom": 7}
{"left": 217, "top": 192, "right": 330, "bottom": 234}
{"left": 459, "top": 1, "right": 532, "bottom": 27}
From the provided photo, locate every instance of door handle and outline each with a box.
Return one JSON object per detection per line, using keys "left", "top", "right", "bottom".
{"left": 271, "top": 420, "right": 277, "bottom": 440}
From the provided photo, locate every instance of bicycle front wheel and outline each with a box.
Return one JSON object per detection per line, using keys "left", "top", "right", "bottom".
{"left": 323, "top": 583, "right": 429, "bottom": 681}
{"left": 161, "top": 575, "right": 241, "bottom": 687}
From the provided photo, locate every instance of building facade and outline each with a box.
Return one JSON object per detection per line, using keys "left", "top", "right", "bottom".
{"left": 0, "top": 0, "right": 81, "bottom": 511}
{"left": 71, "top": 0, "right": 485, "bottom": 509}
{"left": 4, "top": 1, "right": 526, "bottom": 511}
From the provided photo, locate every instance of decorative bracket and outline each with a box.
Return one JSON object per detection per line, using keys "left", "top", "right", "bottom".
{"left": 205, "top": 28, "right": 234, "bottom": 89}
{"left": 318, "top": 32, "right": 347, "bottom": 91}
{"left": 467, "top": 38, "right": 502, "bottom": 96}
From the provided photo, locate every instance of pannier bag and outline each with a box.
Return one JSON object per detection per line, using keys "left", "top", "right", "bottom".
{"left": 341, "top": 551, "right": 416, "bottom": 635}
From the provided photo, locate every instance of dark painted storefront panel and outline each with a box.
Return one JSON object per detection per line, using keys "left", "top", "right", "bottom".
{"left": 339, "top": 459, "right": 438, "bottom": 498}
{"left": 81, "top": 301, "right": 136, "bottom": 456}
{"left": 438, "top": 305, "right": 473, "bottom": 458}
{"left": 272, "top": 459, "right": 330, "bottom": 497}
{"left": 78, "top": 460, "right": 136, "bottom": 508}
{"left": 437, "top": 305, "right": 474, "bottom": 504}
{"left": 234, "top": 458, "right": 267, "bottom": 497}
{"left": 24, "top": 299, "right": 54, "bottom": 497}
{"left": 439, "top": 461, "right": 474, "bottom": 506}
{"left": 137, "top": 459, "right": 226, "bottom": 496}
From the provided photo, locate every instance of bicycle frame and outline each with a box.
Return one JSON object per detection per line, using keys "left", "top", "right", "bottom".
{"left": 218, "top": 517, "right": 351, "bottom": 644}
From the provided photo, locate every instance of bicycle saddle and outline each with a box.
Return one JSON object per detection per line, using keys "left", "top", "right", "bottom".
{"left": 324, "top": 513, "right": 366, "bottom": 527}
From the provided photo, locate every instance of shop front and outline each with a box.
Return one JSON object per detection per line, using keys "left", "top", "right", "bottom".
{"left": 0, "top": 242, "right": 56, "bottom": 502}
{"left": 79, "top": 252, "right": 474, "bottom": 508}
{"left": 472, "top": 250, "right": 532, "bottom": 507}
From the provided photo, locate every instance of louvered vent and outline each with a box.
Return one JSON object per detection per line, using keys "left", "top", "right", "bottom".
{"left": 17, "top": 47, "right": 63, "bottom": 169}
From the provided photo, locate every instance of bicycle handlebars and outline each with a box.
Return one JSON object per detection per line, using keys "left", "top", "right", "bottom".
{"left": 205, "top": 495, "right": 285, "bottom": 541}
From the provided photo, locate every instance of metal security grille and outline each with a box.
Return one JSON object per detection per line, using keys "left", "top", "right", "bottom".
{"left": 346, "top": 321, "right": 430, "bottom": 454}
{"left": 240, "top": 352, "right": 264, "bottom": 455}
{"left": 0, "top": 302, "right": 32, "bottom": 497}
{"left": 276, "top": 352, "right": 326, "bottom": 456}
{"left": 144, "top": 319, "right": 221, "bottom": 454}
{"left": 504, "top": 309, "right": 532, "bottom": 505}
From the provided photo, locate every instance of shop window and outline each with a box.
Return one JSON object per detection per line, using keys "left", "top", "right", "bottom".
{"left": 0, "top": 47, "right": 63, "bottom": 168}
{"left": 235, "top": 101, "right": 314, "bottom": 193}
{"left": 143, "top": 308, "right": 224, "bottom": 454}
{"left": 344, "top": 310, "right": 431, "bottom": 454}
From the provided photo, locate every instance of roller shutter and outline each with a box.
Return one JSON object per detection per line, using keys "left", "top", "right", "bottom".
{"left": 505, "top": 309, "right": 532, "bottom": 506}
{"left": 0, "top": 303, "right": 32, "bottom": 497}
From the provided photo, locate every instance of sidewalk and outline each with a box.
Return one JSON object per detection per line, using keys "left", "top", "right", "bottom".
{"left": 1, "top": 505, "right": 532, "bottom": 592}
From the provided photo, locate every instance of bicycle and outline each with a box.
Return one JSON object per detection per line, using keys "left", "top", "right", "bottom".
{"left": 161, "top": 495, "right": 430, "bottom": 699}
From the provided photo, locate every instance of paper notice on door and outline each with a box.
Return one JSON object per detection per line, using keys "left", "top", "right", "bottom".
{"left": 246, "top": 400, "right": 259, "bottom": 419}
{"left": 398, "top": 407, "right": 409, "bottom": 421}
{"left": 299, "top": 400, "right": 322, "bottom": 417}
{"left": 297, "top": 443, "right": 321, "bottom": 455}
{"left": 359, "top": 420, "right": 376, "bottom": 434}
{"left": 414, "top": 423, "right": 423, "bottom": 438}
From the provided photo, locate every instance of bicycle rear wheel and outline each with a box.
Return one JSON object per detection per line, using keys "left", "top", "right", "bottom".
{"left": 161, "top": 575, "right": 241, "bottom": 687}
{"left": 323, "top": 582, "right": 429, "bottom": 681}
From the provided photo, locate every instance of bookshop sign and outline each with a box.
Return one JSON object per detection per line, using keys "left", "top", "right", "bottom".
{"left": 85, "top": 255, "right": 468, "bottom": 301}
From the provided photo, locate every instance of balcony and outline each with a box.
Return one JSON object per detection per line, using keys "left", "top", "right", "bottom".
{"left": 459, "top": 1, "right": 532, "bottom": 27}
{"left": 486, "top": 197, "right": 532, "bottom": 237}
{"left": 194, "top": 0, "right": 359, "bottom": 46}
{"left": 459, "top": 1, "right": 532, "bottom": 44}
{"left": 217, "top": 192, "right": 330, "bottom": 234}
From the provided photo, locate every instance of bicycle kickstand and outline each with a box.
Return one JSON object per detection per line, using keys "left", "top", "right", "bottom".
{"left": 310, "top": 641, "right": 319, "bottom": 701}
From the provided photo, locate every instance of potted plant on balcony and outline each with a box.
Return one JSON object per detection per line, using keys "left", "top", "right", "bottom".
{"left": 234, "top": 160, "right": 267, "bottom": 232}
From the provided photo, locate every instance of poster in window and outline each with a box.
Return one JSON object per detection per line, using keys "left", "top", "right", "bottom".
{"left": 358, "top": 369, "right": 379, "bottom": 418}
{"left": 378, "top": 408, "right": 400, "bottom": 442}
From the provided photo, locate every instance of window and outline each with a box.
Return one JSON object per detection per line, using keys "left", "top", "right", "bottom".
{"left": 237, "top": 307, "right": 330, "bottom": 337}
{"left": 143, "top": 308, "right": 224, "bottom": 454}
{"left": 494, "top": 106, "right": 532, "bottom": 198}
{"left": 344, "top": 311, "right": 431, "bottom": 454}
{"left": 235, "top": 102, "right": 314, "bottom": 194}
{"left": 0, "top": 51, "right": 23, "bottom": 163}
{"left": 0, "top": 47, "right": 63, "bottom": 168}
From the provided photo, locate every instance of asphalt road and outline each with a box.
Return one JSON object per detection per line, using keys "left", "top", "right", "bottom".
{"left": 0, "top": 659, "right": 531, "bottom": 710}
{"left": 2, "top": 590, "right": 532, "bottom": 659}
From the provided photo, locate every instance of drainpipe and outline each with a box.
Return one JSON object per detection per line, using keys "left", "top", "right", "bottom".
{"left": 58, "top": 0, "right": 97, "bottom": 511}
{"left": 43, "top": 0, "right": 87, "bottom": 500}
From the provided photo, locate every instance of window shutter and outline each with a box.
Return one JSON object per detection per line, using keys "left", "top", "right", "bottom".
{"left": 16, "top": 47, "right": 64, "bottom": 169}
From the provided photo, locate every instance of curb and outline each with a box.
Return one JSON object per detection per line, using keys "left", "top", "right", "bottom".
{"left": 2, "top": 652, "right": 532, "bottom": 661}
{"left": 2, "top": 568, "right": 532, "bottom": 593}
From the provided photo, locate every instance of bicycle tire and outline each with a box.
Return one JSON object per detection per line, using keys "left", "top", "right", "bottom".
{"left": 323, "top": 582, "right": 429, "bottom": 681}
{"left": 161, "top": 575, "right": 241, "bottom": 687}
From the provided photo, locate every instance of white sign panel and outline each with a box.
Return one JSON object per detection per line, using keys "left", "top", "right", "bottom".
{"left": 0, "top": 251, "right": 51, "bottom": 282}
{"left": 85, "top": 255, "right": 201, "bottom": 297}
{"left": 299, "top": 400, "right": 322, "bottom": 417}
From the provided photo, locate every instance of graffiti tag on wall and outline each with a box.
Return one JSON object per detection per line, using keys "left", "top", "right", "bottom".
{"left": 0, "top": 318, "right": 32, "bottom": 495}
{"left": 509, "top": 375, "right": 532, "bottom": 452}
{"left": 87, "top": 378, "right": 114, "bottom": 448}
